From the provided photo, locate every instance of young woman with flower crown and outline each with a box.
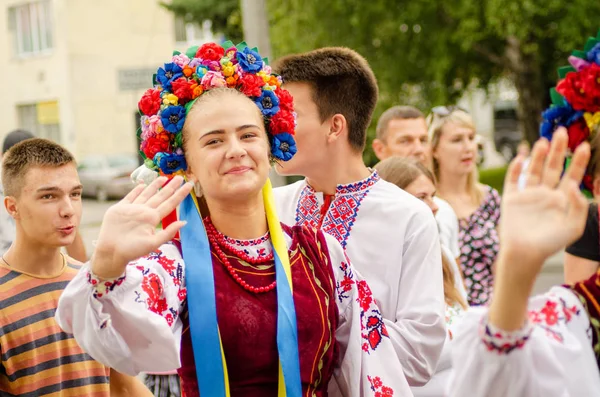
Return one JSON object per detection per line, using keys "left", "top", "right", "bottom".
{"left": 54, "top": 42, "right": 409, "bottom": 397}
{"left": 449, "top": 31, "right": 600, "bottom": 396}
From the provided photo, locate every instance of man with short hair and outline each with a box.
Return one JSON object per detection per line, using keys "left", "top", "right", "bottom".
{"left": 0, "top": 138, "right": 150, "bottom": 396}
{"left": 372, "top": 105, "right": 429, "bottom": 163}
{"left": 0, "top": 130, "right": 87, "bottom": 261}
{"left": 373, "top": 105, "right": 462, "bottom": 261}
{"left": 273, "top": 48, "right": 445, "bottom": 387}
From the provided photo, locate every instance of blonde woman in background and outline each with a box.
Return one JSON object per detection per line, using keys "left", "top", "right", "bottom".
{"left": 427, "top": 107, "right": 500, "bottom": 306}
{"left": 375, "top": 156, "right": 467, "bottom": 397}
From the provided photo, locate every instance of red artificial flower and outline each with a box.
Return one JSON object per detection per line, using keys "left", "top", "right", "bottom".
{"left": 583, "top": 175, "right": 594, "bottom": 192}
{"left": 582, "top": 63, "right": 600, "bottom": 112}
{"left": 566, "top": 119, "right": 590, "bottom": 152}
{"left": 138, "top": 88, "right": 162, "bottom": 116}
{"left": 275, "top": 88, "right": 294, "bottom": 112}
{"left": 142, "top": 132, "right": 171, "bottom": 160}
{"left": 196, "top": 43, "right": 225, "bottom": 62}
{"left": 270, "top": 110, "right": 295, "bottom": 134}
{"left": 557, "top": 71, "right": 589, "bottom": 111}
{"left": 238, "top": 73, "right": 264, "bottom": 97}
{"left": 172, "top": 77, "right": 197, "bottom": 103}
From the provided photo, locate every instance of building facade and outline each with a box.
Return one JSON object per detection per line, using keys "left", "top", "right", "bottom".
{"left": 0, "top": 0, "right": 214, "bottom": 160}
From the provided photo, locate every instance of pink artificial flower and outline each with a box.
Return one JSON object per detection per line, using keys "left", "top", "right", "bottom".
{"left": 202, "top": 59, "right": 222, "bottom": 71}
{"left": 201, "top": 71, "right": 227, "bottom": 89}
{"left": 171, "top": 54, "right": 191, "bottom": 68}
{"left": 141, "top": 115, "right": 164, "bottom": 140}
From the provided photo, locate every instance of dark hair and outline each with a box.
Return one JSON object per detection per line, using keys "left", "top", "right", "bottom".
{"left": 3, "top": 129, "right": 35, "bottom": 154}
{"left": 274, "top": 47, "right": 378, "bottom": 152}
{"left": 2, "top": 138, "right": 75, "bottom": 197}
{"left": 376, "top": 106, "right": 425, "bottom": 140}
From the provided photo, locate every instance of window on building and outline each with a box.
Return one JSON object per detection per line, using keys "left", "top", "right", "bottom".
{"left": 17, "top": 102, "right": 61, "bottom": 143}
{"left": 8, "top": 0, "right": 53, "bottom": 56}
{"left": 174, "top": 16, "right": 215, "bottom": 46}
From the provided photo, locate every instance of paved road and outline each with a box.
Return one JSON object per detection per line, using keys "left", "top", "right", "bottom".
{"left": 78, "top": 199, "right": 567, "bottom": 295}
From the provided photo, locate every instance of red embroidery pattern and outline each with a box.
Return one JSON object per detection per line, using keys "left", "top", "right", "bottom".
{"left": 358, "top": 280, "right": 388, "bottom": 353}
{"left": 295, "top": 172, "right": 380, "bottom": 249}
{"left": 367, "top": 375, "right": 394, "bottom": 396}
{"left": 131, "top": 246, "right": 186, "bottom": 327}
{"left": 480, "top": 317, "right": 533, "bottom": 355}
{"left": 336, "top": 260, "right": 389, "bottom": 353}
{"left": 222, "top": 232, "right": 270, "bottom": 247}
{"left": 87, "top": 271, "right": 126, "bottom": 299}
{"left": 528, "top": 297, "right": 581, "bottom": 343}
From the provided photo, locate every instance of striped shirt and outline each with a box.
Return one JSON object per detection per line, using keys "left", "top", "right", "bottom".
{"left": 0, "top": 256, "right": 110, "bottom": 396}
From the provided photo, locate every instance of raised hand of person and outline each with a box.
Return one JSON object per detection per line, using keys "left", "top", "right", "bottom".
{"left": 91, "top": 175, "right": 193, "bottom": 279}
{"left": 489, "top": 127, "right": 590, "bottom": 331}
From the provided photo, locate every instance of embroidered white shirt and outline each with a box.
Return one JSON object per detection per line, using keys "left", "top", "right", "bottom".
{"left": 273, "top": 171, "right": 446, "bottom": 386}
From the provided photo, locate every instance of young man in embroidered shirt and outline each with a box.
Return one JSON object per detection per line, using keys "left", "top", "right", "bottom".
{"left": 372, "top": 105, "right": 462, "bottom": 264}
{"left": 0, "top": 138, "right": 150, "bottom": 396}
{"left": 273, "top": 48, "right": 446, "bottom": 386}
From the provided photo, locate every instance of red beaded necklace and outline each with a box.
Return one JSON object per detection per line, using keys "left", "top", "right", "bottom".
{"left": 205, "top": 219, "right": 276, "bottom": 294}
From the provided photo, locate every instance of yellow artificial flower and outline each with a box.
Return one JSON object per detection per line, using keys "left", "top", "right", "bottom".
{"left": 163, "top": 94, "right": 179, "bottom": 106}
{"left": 584, "top": 112, "right": 600, "bottom": 132}
{"left": 222, "top": 62, "right": 235, "bottom": 77}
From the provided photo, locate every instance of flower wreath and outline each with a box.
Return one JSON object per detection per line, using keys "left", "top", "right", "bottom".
{"left": 540, "top": 29, "right": 600, "bottom": 195}
{"left": 137, "top": 41, "right": 297, "bottom": 176}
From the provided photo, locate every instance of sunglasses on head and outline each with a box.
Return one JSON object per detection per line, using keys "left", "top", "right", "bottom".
{"left": 430, "top": 105, "right": 468, "bottom": 117}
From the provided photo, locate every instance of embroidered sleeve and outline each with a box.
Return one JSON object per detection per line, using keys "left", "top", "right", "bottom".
{"left": 324, "top": 233, "right": 412, "bottom": 397}
{"left": 55, "top": 242, "right": 185, "bottom": 376}
{"left": 449, "top": 287, "right": 597, "bottom": 397}
{"left": 480, "top": 316, "right": 533, "bottom": 354}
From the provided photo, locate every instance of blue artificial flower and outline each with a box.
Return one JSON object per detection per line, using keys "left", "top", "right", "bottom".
{"left": 539, "top": 100, "right": 583, "bottom": 140}
{"left": 196, "top": 65, "right": 209, "bottom": 78}
{"left": 236, "top": 47, "right": 264, "bottom": 73}
{"left": 161, "top": 105, "right": 187, "bottom": 133}
{"left": 271, "top": 132, "right": 297, "bottom": 162}
{"left": 154, "top": 152, "right": 187, "bottom": 174}
{"left": 255, "top": 90, "right": 280, "bottom": 117}
{"left": 157, "top": 63, "right": 183, "bottom": 90}
{"left": 587, "top": 43, "right": 600, "bottom": 65}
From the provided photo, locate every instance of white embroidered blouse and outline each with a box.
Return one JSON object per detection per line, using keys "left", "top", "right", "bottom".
{"left": 449, "top": 286, "right": 600, "bottom": 396}
{"left": 55, "top": 228, "right": 413, "bottom": 397}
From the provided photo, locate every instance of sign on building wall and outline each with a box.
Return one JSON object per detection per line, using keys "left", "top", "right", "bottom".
{"left": 118, "top": 68, "right": 156, "bottom": 91}
{"left": 37, "top": 101, "right": 59, "bottom": 125}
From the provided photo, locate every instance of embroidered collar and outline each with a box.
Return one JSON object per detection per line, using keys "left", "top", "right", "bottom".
{"left": 305, "top": 170, "right": 380, "bottom": 196}
{"left": 221, "top": 232, "right": 270, "bottom": 247}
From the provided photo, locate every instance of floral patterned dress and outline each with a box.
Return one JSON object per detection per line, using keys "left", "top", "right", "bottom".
{"left": 458, "top": 186, "right": 501, "bottom": 306}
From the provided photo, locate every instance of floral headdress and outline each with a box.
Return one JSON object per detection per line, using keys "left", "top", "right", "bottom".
{"left": 540, "top": 29, "right": 600, "bottom": 194}
{"left": 137, "top": 41, "right": 297, "bottom": 176}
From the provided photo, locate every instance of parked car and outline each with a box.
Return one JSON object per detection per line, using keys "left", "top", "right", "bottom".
{"left": 78, "top": 154, "right": 139, "bottom": 201}
{"left": 493, "top": 105, "right": 524, "bottom": 162}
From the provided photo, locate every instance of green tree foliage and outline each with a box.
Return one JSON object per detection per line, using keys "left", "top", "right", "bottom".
{"left": 161, "top": 0, "right": 243, "bottom": 42}
{"left": 161, "top": 0, "right": 600, "bottom": 166}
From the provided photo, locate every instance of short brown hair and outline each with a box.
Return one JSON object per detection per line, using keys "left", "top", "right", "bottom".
{"left": 2, "top": 138, "right": 75, "bottom": 197}
{"left": 274, "top": 47, "right": 379, "bottom": 152}
{"left": 376, "top": 106, "right": 424, "bottom": 140}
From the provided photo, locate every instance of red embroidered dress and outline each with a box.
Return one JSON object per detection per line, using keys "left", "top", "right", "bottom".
{"left": 55, "top": 224, "right": 412, "bottom": 396}
{"left": 178, "top": 225, "right": 338, "bottom": 396}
